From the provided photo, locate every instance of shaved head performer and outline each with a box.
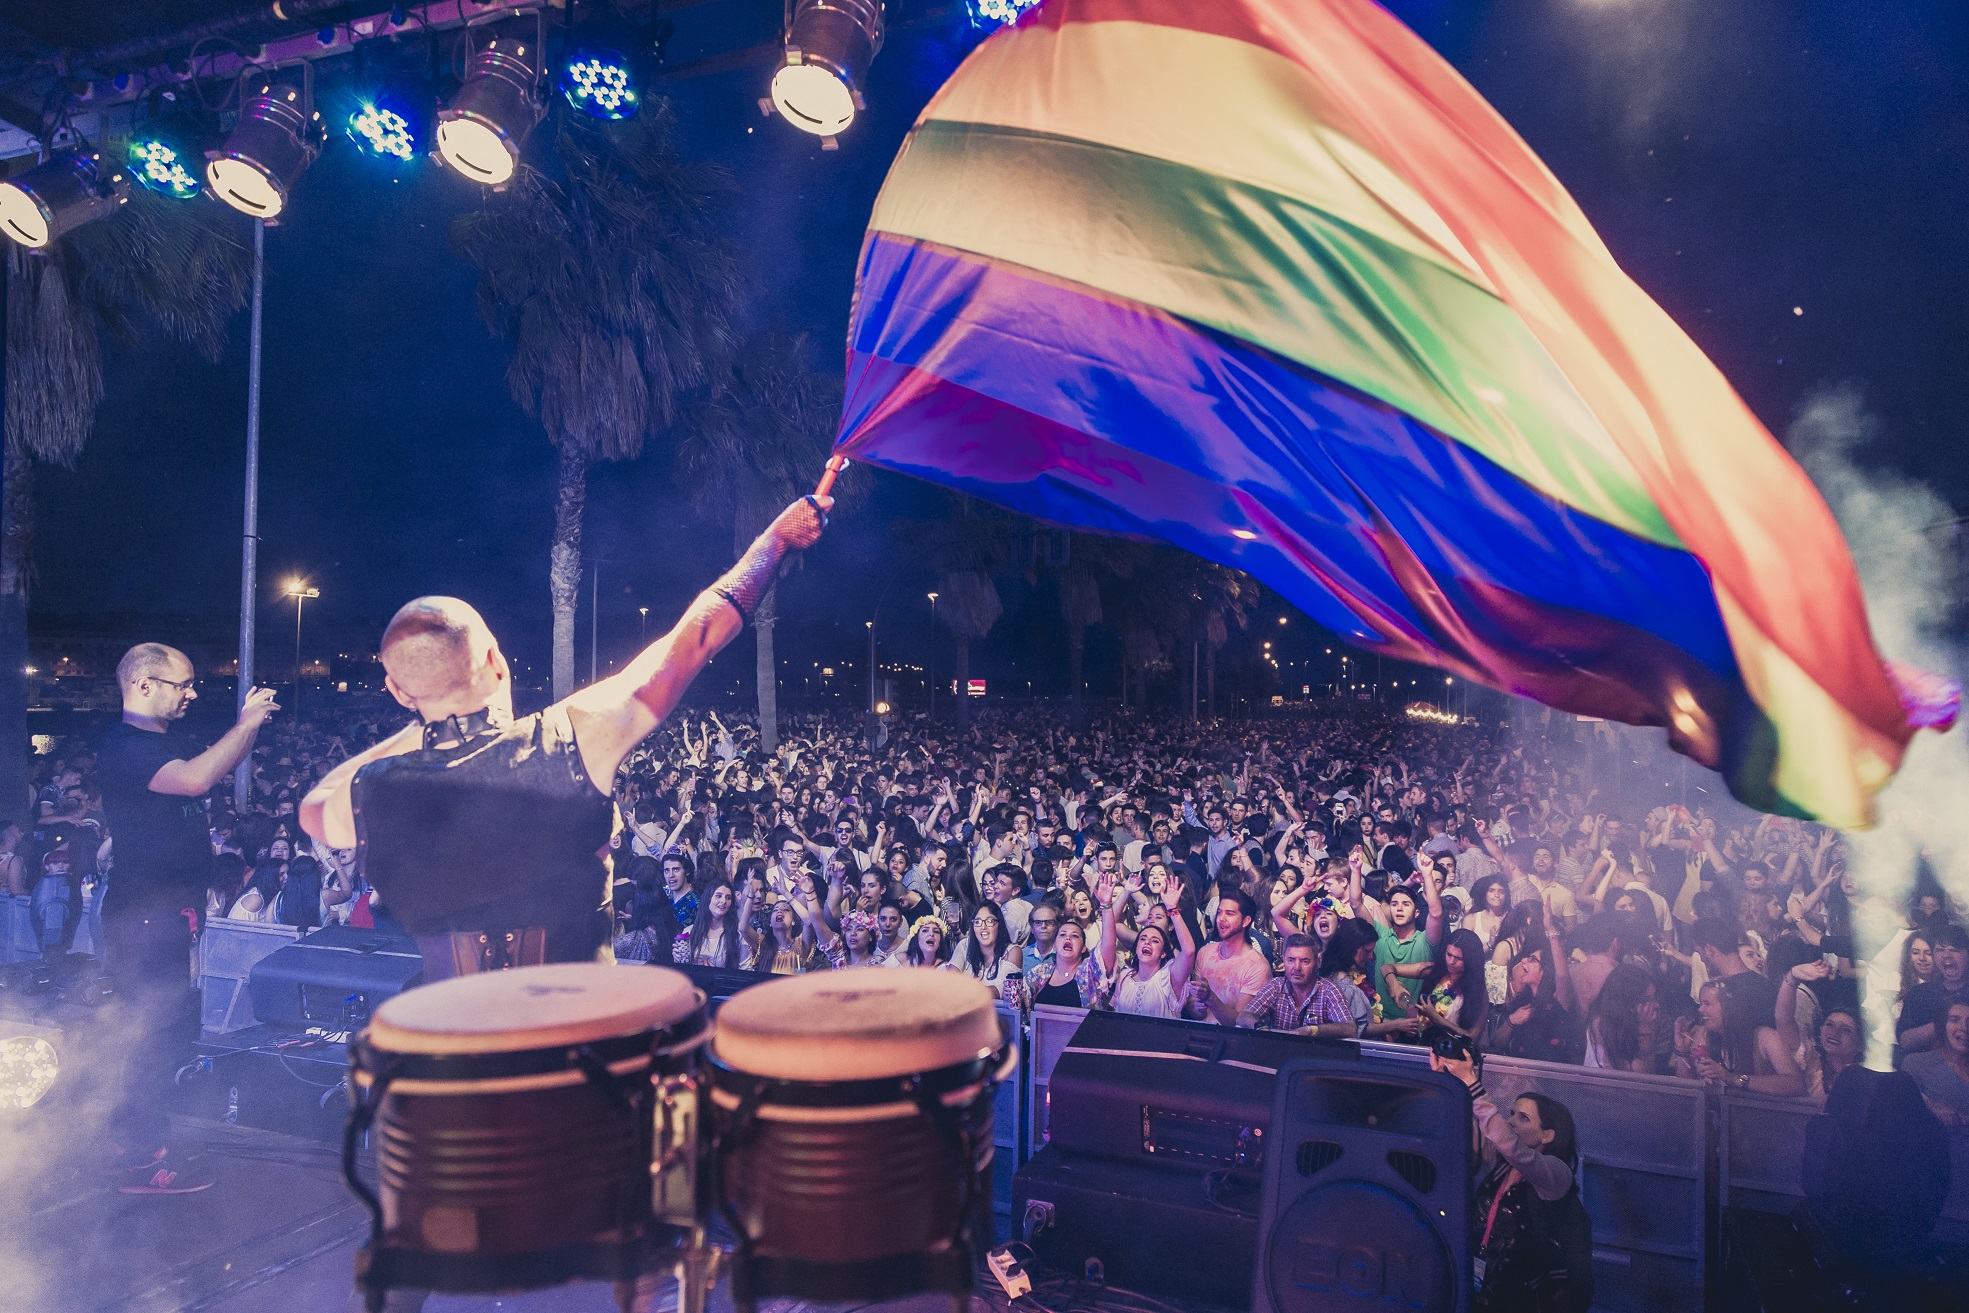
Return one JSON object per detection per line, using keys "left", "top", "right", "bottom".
{"left": 301, "top": 495, "right": 829, "bottom": 978}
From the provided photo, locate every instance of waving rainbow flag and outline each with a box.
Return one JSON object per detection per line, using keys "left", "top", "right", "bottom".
{"left": 836, "top": 0, "right": 1954, "bottom": 826}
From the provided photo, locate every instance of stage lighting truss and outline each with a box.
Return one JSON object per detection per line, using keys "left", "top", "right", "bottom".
{"left": 769, "top": 0, "right": 884, "bottom": 143}
{"left": 559, "top": 49, "right": 640, "bottom": 120}
{"left": 348, "top": 102, "right": 417, "bottom": 161}
{"left": 966, "top": 0, "right": 1041, "bottom": 29}
{"left": 437, "top": 15, "right": 548, "bottom": 187}
{"left": 0, "top": 149, "right": 130, "bottom": 249}
{"left": 207, "top": 67, "right": 326, "bottom": 219}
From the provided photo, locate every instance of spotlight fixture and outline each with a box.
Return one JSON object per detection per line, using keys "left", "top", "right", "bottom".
{"left": 0, "top": 1033, "right": 60, "bottom": 1110}
{"left": 559, "top": 48, "right": 640, "bottom": 120}
{"left": 0, "top": 150, "right": 130, "bottom": 249}
{"left": 770, "top": 0, "right": 883, "bottom": 140}
{"left": 347, "top": 102, "right": 417, "bottom": 162}
{"left": 126, "top": 117, "right": 206, "bottom": 200}
{"left": 966, "top": 0, "right": 1041, "bottom": 29}
{"left": 207, "top": 71, "right": 325, "bottom": 219}
{"left": 437, "top": 27, "right": 546, "bottom": 186}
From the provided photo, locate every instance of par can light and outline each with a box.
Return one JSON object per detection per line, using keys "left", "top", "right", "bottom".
{"left": 127, "top": 133, "right": 203, "bottom": 200}
{"left": 347, "top": 102, "right": 417, "bottom": 161}
{"left": 559, "top": 49, "right": 640, "bottom": 120}
{"left": 207, "top": 78, "right": 324, "bottom": 219}
{"left": 0, "top": 150, "right": 130, "bottom": 249}
{"left": 437, "top": 36, "right": 546, "bottom": 186}
{"left": 0, "top": 1034, "right": 59, "bottom": 1110}
{"left": 771, "top": 0, "right": 883, "bottom": 139}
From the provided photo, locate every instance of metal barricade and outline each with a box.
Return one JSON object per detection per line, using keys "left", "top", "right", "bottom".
{"left": 1717, "top": 1086, "right": 1969, "bottom": 1240}
{"left": 197, "top": 918, "right": 299, "bottom": 1033}
{"left": 1026, "top": 1003, "right": 1089, "bottom": 1158}
{"left": 1, "top": 895, "right": 41, "bottom": 964}
{"left": 991, "top": 1002, "right": 1026, "bottom": 1224}
{"left": 1465, "top": 1053, "right": 1710, "bottom": 1313}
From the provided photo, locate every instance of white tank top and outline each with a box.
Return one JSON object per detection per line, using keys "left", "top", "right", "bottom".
{"left": 1112, "top": 965, "right": 1182, "bottom": 1019}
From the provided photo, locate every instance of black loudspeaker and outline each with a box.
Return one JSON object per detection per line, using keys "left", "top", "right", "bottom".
{"left": 1013, "top": 1143, "right": 1261, "bottom": 1306}
{"left": 1253, "top": 1056, "right": 1472, "bottom": 1313}
{"left": 247, "top": 926, "right": 424, "bottom": 1028}
{"left": 1045, "top": 1010, "right": 1328, "bottom": 1171}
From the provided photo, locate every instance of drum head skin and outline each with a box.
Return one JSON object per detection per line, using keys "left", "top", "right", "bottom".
{"left": 713, "top": 971, "right": 1001, "bottom": 1081}
{"left": 368, "top": 962, "right": 700, "bottom": 1055}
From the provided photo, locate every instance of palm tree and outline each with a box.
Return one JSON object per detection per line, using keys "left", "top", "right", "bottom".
{"left": 2, "top": 185, "right": 250, "bottom": 811}
{"left": 903, "top": 494, "right": 1016, "bottom": 730}
{"left": 1054, "top": 534, "right": 1144, "bottom": 724}
{"left": 935, "top": 568, "right": 1001, "bottom": 731}
{"left": 453, "top": 104, "right": 740, "bottom": 698}
{"left": 674, "top": 328, "right": 855, "bottom": 751}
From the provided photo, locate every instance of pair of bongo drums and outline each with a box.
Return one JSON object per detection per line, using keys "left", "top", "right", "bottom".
{"left": 344, "top": 964, "right": 1015, "bottom": 1312}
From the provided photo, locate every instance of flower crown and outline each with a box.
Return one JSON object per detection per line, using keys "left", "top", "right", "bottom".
{"left": 916, "top": 915, "right": 951, "bottom": 940}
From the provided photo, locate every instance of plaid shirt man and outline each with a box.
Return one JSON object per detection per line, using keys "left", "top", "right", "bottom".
{"left": 1243, "top": 975, "right": 1355, "bottom": 1032}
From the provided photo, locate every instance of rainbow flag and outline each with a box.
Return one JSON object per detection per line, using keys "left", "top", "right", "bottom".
{"left": 836, "top": 0, "right": 1955, "bottom": 826}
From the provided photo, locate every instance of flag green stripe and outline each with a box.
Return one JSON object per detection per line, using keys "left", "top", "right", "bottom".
{"left": 870, "top": 119, "right": 1679, "bottom": 548}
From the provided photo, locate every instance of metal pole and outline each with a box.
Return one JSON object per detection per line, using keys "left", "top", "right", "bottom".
{"left": 233, "top": 218, "right": 264, "bottom": 816}
{"left": 292, "top": 591, "right": 304, "bottom": 724}
{"left": 867, "top": 622, "right": 876, "bottom": 713}
{"left": 928, "top": 596, "right": 936, "bottom": 721}
{"left": 590, "top": 561, "right": 599, "bottom": 684}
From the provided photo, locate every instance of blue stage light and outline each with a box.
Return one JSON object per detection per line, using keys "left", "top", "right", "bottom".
{"left": 347, "top": 103, "right": 417, "bottom": 161}
{"left": 127, "top": 135, "right": 202, "bottom": 200}
{"left": 967, "top": 0, "right": 1042, "bottom": 29}
{"left": 559, "top": 50, "right": 640, "bottom": 119}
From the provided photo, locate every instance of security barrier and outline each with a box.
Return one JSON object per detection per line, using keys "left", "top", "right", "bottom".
{"left": 1717, "top": 1086, "right": 1969, "bottom": 1241}
{"left": 198, "top": 917, "right": 299, "bottom": 1032}
{"left": 1478, "top": 1055, "right": 1709, "bottom": 1313}
{"left": 1026, "top": 1003, "right": 1087, "bottom": 1158}
{"left": 1, "top": 895, "right": 40, "bottom": 963}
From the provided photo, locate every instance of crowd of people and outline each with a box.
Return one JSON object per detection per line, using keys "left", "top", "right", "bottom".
{"left": 588, "top": 704, "right": 1964, "bottom": 1114}
{"left": 16, "top": 695, "right": 1968, "bottom": 1125}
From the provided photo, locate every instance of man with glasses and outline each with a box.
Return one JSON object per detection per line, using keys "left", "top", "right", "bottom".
{"left": 99, "top": 643, "right": 279, "bottom": 1195}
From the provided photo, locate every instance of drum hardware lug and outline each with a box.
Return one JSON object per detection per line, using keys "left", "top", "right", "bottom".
{"left": 672, "top": 1227, "right": 724, "bottom": 1313}
{"left": 651, "top": 1070, "right": 702, "bottom": 1228}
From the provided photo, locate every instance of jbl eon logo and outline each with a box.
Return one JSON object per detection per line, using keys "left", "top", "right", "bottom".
{"left": 1291, "top": 1240, "right": 1439, "bottom": 1308}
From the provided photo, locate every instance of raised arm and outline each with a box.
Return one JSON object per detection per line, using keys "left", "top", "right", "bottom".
{"left": 159, "top": 687, "right": 280, "bottom": 799}
{"left": 562, "top": 497, "right": 829, "bottom": 788}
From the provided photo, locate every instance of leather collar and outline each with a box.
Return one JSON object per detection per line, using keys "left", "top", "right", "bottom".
{"left": 421, "top": 708, "right": 502, "bottom": 750}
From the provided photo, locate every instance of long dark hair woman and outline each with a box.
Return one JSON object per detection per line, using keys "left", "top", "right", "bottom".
{"left": 1584, "top": 963, "right": 1660, "bottom": 1073}
{"left": 674, "top": 882, "right": 748, "bottom": 968}
{"left": 279, "top": 856, "right": 324, "bottom": 933}
{"left": 1419, "top": 927, "right": 1489, "bottom": 1036}
{"left": 1434, "top": 1048, "right": 1593, "bottom": 1313}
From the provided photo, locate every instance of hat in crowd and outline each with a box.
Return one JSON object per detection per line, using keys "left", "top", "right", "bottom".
{"left": 1439, "top": 886, "right": 1471, "bottom": 915}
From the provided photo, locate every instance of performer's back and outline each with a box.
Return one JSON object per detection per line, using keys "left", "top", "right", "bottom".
{"left": 352, "top": 705, "right": 615, "bottom": 974}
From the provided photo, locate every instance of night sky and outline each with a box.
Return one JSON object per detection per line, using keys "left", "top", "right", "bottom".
{"left": 25, "top": 0, "right": 1969, "bottom": 694}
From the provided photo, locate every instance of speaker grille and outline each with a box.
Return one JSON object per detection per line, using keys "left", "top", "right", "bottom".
{"left": 1296, "top": 1139, "right": 1343, "bottom": 1176}
{"left": 1386, "top": 1149, "right": 1438, "bottom": 1194}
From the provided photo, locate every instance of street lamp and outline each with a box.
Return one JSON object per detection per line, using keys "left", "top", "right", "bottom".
{"left": 287, "top": 579, "right": 320, "bottom": 722}
{"left": 639, "top": 606, "right": 649, "bottom": 645}
{"left": 927, "top": 591, "right": 940, "bottom": 722}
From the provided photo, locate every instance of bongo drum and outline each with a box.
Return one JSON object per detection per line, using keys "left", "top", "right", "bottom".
{"left": 709, "top": 971, "right": 1016, "bottom": 1308}
{"left": 343, "top": 963, "right": 710, "bottom": 1311}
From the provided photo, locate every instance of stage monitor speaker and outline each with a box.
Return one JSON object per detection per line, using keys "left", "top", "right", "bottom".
{"left": 1013, "top": 1142, "right": 1261, "bottom": 1307}
{"left": 1253, "top": 1055, "right": 1472, "bottom": 1313}
{"left": 247, "top": 926, "right": 424, "bottom": 1029}
{"left": 1044, "top": 1009, "right": 1342, "bottom": 1170}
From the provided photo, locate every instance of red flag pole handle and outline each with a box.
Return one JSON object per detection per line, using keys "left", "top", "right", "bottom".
{"left": 813, "top": 453, "right": 848, "bottom": 500}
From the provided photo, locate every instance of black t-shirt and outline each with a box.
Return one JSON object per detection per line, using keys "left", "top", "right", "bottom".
{"left": 98, "top": 721, "right": 212, "bottom": 915}
{"left": 1896, "top": 980, "right": 1969, "bottom": 1040}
